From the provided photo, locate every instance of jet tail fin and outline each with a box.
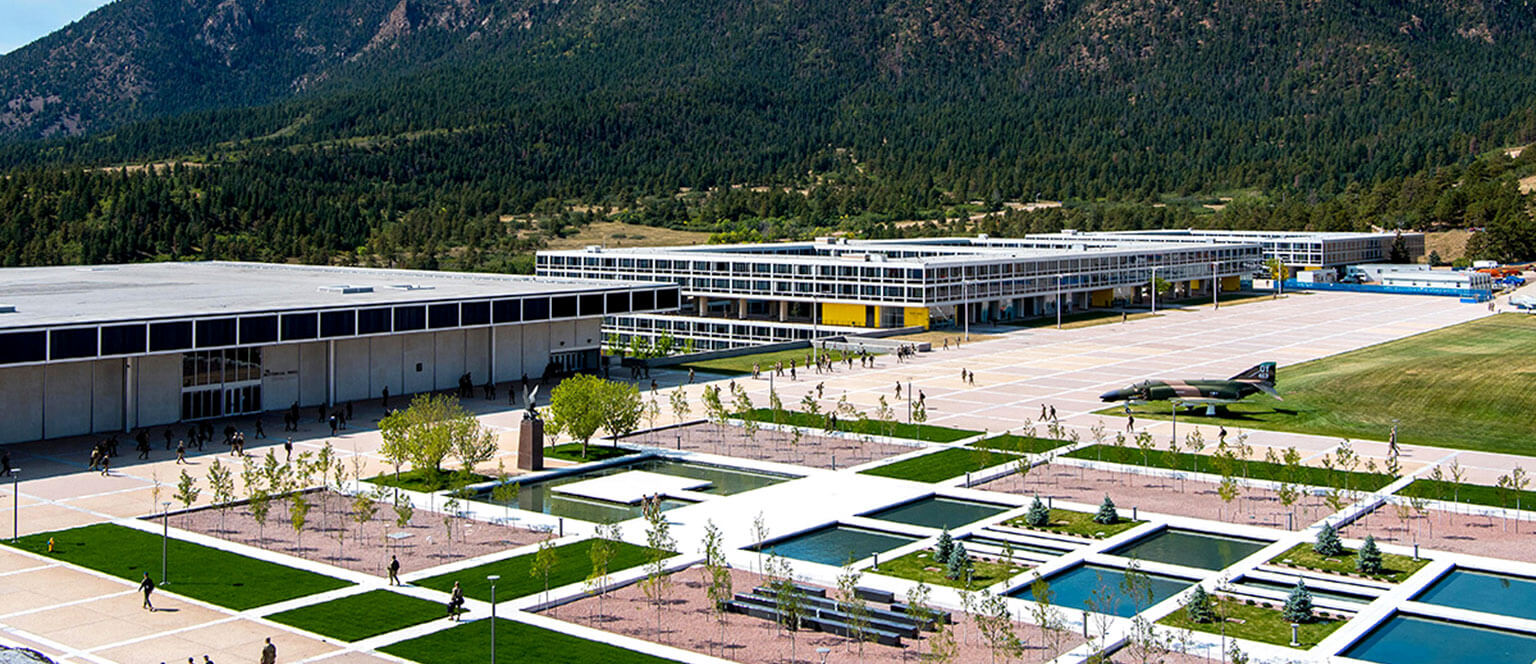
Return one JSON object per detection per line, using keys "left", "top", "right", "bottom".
{"left": 1230, "top": 362, "right": 1276, "bottom": 386}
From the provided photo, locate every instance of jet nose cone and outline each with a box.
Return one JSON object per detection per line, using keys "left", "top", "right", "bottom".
{"left": 1099, "top": 390, "right": 1123, "bottom": 402}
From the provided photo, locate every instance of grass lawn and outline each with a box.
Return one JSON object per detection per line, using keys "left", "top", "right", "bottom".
{"left": 1064, "top": 445, "right": 1393, "bottom": 492}
{"left": 382, "top": 617, "right": 678, "bottom": 664}
{"left": 7, "top": 523, "right": 350, "bottom": 610}
{"left": 1269, "top": 542, "right": 1430, "bottom": 583}
{"left": 859, "top": 447, "right": 1021, "bottom": 483}
{"left": 1002, "top": 310, "right": 1162, "bottom": 330}
{"left": 1101, "top": 315, "right": 1536, "bottom": 456}
{"left": 970, "top": 434, "right": 1070, "bottom": 455}
{"left": 1400, "top": 478, "right": 1536, "bottom": 512}
{"left": 677, "top": 347, "right": 872, "bottom": 376}
{"left": 870, "top": 548, "right": 1027, "bottom": 590}
{"left": 543, "top": 443, "right": 639, "bottom": 463}
{"left": 738, "top": 408, "right": 981, "bottom": 442}
{"left": 1005, "top": 509, "right": 1144, "bottom": 540}
{"left": 367, "top": 468, "right": 493, "bottom": 492}
{"left": 1159, "top": 596, "right": 1345, "bottom": 648}
{"left": 414, "top": 538, "right": 663, "bottom": 602}
{"left": 887, "top": 330, "right": 1000, "bottom": 345}
{"left": 266, "top": 590, "right": 448, "bottom": 641}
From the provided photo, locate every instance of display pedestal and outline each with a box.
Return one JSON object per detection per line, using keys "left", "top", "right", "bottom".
{"left": 517, "top": 419, "right": 544, "bottom": 471}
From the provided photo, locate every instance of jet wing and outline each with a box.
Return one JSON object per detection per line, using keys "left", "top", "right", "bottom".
{"left": 1253, "top": 382, "right": 1283, "bottom": 400}
{"left": 1170, "top": 397, "right": 1244, "bottom": 406}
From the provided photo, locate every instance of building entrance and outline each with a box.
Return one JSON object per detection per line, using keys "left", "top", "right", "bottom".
{"left": 181, "top": 348, "right": 263, "bottom": 421}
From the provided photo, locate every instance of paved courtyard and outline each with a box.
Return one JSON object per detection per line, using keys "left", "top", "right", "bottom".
{"left": 3, "top": 289, "right": 1533, "bottom": 664}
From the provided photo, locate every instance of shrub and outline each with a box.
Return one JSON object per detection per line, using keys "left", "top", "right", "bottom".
{"left": 1282, "top": 579, "right": 1314, "bottom": 624}
{"left": 1025, "top": 496, "right": 1050, "bottom": 527}
{"left": 935, "top": 529, "right": 954, "bottom": 563}
{"left": 1185, "top": 585, "right": 1216, "bottom": 624}
{"left": 1093, "top": 495, "right": 1119, "bottom": 525}
{"left": 945, "top": 542, "right": 972, "bottom": 581}
{"left": 1314, "top": 522, "right": 1343, "bottom": 557}
{"left": 1357, "top": 534, "right": 1383, "bottom": 575}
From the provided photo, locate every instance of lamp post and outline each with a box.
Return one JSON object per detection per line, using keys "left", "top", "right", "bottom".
{"left": 1055, "top": 274, "right": 1064, "bottom": 329}
{"left": 1149, "top": 265, "right": 1161, "bottom": 315}
{"left": 10, "top": 468, "right": 19, "bottom": 543}
{"left": 161, "top": 501, "right": 172, "bottom": 584}
{"left": 487, "top": 574, "right": 500, "bottom": 664}
{"left": 1212, "top": 261, "right": 1220, "bottom": 309}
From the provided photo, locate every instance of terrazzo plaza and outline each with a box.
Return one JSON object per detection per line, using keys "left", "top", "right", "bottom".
{"left": 4, "top": 283, "right": 1536, "bottom": 664}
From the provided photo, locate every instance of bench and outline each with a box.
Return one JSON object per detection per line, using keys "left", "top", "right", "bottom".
{"left": 728, "top": 598, "right": 906, "bottom": 646}
{"left": 737, "top": 592, "right": 920, "bottom": 638}
{"left": 855, "top": 586, "right": 896, "bottom": 604}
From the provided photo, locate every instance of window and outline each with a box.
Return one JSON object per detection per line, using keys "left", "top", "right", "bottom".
{"left": 280, "top": 313, "right": 317, "bottom": 340}
{"left": 150, "top": 321, "right": 194, "bottom": 351}
{"left": 320, "top": 310, "right": 356, "bottom": 337}
{"left": 657, "top": 288, "right": 679, "bottom": 309}
{"left": 195, "top": 318, "right": 237, "bottom": 348}
{"left": 579, "top": 293, "right": 604, "bottom": 316}
{"left": 551, "top": 296, "right": 577, "bottom": 319}
{"left": 461, "top": 301, "right": 490, "bottom": 326}
{"left": 632, "top": 290, "right": 655, "bottom": 311}
{"left": 238, "top": 316, "right": 278, "bottom": 344}
{"left": 358, "top": 308, "right": 392, "bottom": 334}
{"left": 101, "top": 324, "right": 147, "bottom": 356}
{"left": 606, "top": 292, "right": 630, "bottom": 314}
{"left": 428, "top": 303, "right": 459, "bottom": 329}
{"left": 524, "top": 297, "right": 550, "bottom": 321}
{"left": 49, "top": 328, "right": 98, "bottom": 360}
{"left": 394, "top": 306, "right": 426, "bottom": 331}
{"left": 492, "top": 299, "right": 521, "bottom": 323}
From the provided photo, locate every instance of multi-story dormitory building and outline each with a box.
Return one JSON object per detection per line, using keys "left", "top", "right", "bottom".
{"left": 536, "top": 230, "right": 1422, "bottom": 352}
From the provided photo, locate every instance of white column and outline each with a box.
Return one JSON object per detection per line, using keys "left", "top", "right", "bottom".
{"left": 326, "top": 339, "right": 336, "bottom": 407}
{"left": 124, "top": 358, "right": 138, "bottom": 431}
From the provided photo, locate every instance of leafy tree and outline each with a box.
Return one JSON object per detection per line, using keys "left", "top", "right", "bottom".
{"left": 174, "top": 469, "right": 201, "bottom": 526}
{"left": 1185, "top": 585, "right": 1215, "bottom": 623}
{"left": 600, "top": 379, "right": 644, "bottom": 447}
{"left": 669, "top": 387, "right": 690, "bottom": 442}
{"left": 545, "top": 374, "right": 608, "bottom": 459}
{"left": 585, "top": 522, "right": 621, "bottom": 623}
{"left": 1314, "top": 522, "right": 1343, "bottom": 557}
{"left": 531, "top": 538, "right": 559, "bottom": 608}
{"left": 768, "top": 555, "right": 805, "bottom": 662}
{"left": 1029, "top": 574, "right": 1066, "bottom": 659}
{"left": 904, "top": 582, "right": 938, "bottom": 660}
{"left": 641, "top": 503, "right": 676, "bottom": 640}
{"left": 378, "top": 394, "right": 471, "bottom": 476}
{"left": 1282, "top": 579, "right": 1314, "bottom": 624}
{"left": 248, "top": 489, "right": 271, "bottom": 543}
{"left": 700, "top": 521, "right": 732, "bottom": 655}
{"left": 1094, "top": 494, "right": 1119, "bottom": 525}
{"left": 206, "top": 458, "right": 235, "bottom": 533}
{"left": 1357, "top": 534, "right": 1384, "bottom": 575}
{"left": 289, "top": 492, "right": 311, "bottom": 551}
{"left": 351, "top": 488, "right": 379, "bottom": 546}
{"left": 976, "top": 588, "right": 1023, "bottom": 664}
{"left": 836, "top": 564, "right": 872, "bottom": 656}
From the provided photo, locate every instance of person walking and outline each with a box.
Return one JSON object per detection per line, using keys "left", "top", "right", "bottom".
{"left": 163, "top": 428, "right": 174, "bottom": 450}
{"left": 447, "top": 582, "right": 465, "bottom": 621}
{"left": 1, "top": 449, "right": 10, "bottom": 476}
{"left": 1125, "top": 413, "right": 1135, "bottom": 432}
{"left": 175, "top": 440, "right": 187, "bottom": 465}
{"left": 259, "top": 638, "right": 277, "bottom": 664}
{"left": 388, "top": 555, "right": 401, "bottom": 586}
{"left": 328, "top": 413, "right": 339, "bottom": 436}
{"left": 254, "top": 418, "right": 265, "bottom": 439}
{"left": 284, "top": 438, "right": 294, "bottom": 463}
{"left": 100, "top": 454, "right": 110, "bottom": 476}
{"left": 687, "top": 368, "right": 695, "bottom": 384}
{"left": 139, "top": 572, "right": 156, "bottom": 611}
{"left": 137, "top": 435, "right": 152, "bottom": 460}
{"left": 1218, "top": 425, "right": 1228, "bottom": 445}
{"left": 381, "top": 386, "right": 390, "bottom": 411}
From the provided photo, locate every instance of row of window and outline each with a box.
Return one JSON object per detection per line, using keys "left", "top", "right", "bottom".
{"left": 0, "top": 287, "right": 679, "bottom": 366}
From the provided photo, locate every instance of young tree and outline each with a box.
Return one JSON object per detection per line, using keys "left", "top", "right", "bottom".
{"left": 1094, "top": 494, "right": 1119, "bottom": 525}
{"left": 600, "top": 379, "right": 644, "bottom": 448}
{"left": 1282, "top": 579, "right": 1314, "bottom": 624}
{"left": 350, "top": 488, "right": 379, "bottom": 550}
{"left": 669, "top": 387, "right": 691, "bottom": 443}
{"left": 1314, "top": 521, "right": 1343, "bottom": 557}
{"left": 248, "top": 488, "right": 271, "bottom": 544}
{"left": 1185, "top": 585, "right": 1215, "bottom": 623}
{"left": 206, "top": 458, "right": 235, "bottom": 534}
{"left": 441, "top": 496, "right": 460, "bottom": 555}
{"left": 585, "top": 522, "right": 621, "bottom": 624}
{"left": 837, "top": 564, "right": 872, "bottom": 657}
{"left": 449, "top": 411, "right": 498, "bottom": 480}
{"left": 1029, "top": 574, "right": 1066, "bottom": 659}
{"left": 289, "top": 492, "right": 311, "bottom": 551}
{"left": 1025, "top": 496, "right": 1050, "bottom": 527}
{"left": 378, "top": 394, "right": 464, "bottom": 479}
{"left": 976, "top": 588, "right": 1023, "bottom": 664}
{"left": 1014, "top": 453, "right": 1033, "bottom": 493}
{"left": 641, "top": 504, "right": 676, "bottom": 640}
{"left": 545, "top": 374, "right": 608, "bottom": 459}
{"left": 876, "top": 395, "right": 895, "bottom": 439}
{"left": 531, "top": 538, "right": 559, "bottom": 608}
{"left": 705, "top": 385, "right": 729, "bottom": 451}
{"left": 935, "top": 528, "right": 955, "bottom": 562}
{"left": 946, "top": 541, "right": 973, "bottom": 583}
{"left": 174, "top": 469, "right": 201, "bottom": 526}
{"left": 904, "top": 581, "right": 938, "bottom": 660}
{"left": 768, "top": 555, "right": 805, "bottom": 662}
{"left": 392, "top": 494, "right": 414, "bottom": 556}
{"left": 1134, "top": 430, "right": 1155, "bottom": 467}
{"left": 750, "top": 512, "right": 769, "bottom": 581}
{"left": 1357, "top": 534, "right": 1384, "bottom": 575}
{"left": 700, "top": 521, "right": 732, "bottom": 655}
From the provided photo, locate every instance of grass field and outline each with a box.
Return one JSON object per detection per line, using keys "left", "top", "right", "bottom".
{"left": 677, "top": 347, "right": 871, "bottom": 376}
{"left": 737, "top": 408, "right": 981, "bottom": 442}
{"left": 1105, "top": 315, "right": 1536, "bottom": 455}
{"left": 414, "top": 538, "right": 663, "bottom": 602}
{"left": 1002, "top": 310, "right": 1163, "bottom": 330}
{"left": 543, "top": 443, "right": 638, "bottom": 463}
{"left": 367, "top": 468, "right": 493, "bottom": 492}
{"left": 1400, "top": 479, "right": 1536, "bottom": 511}
{"left": 1065, "top": 445, "right": 1394, "bottom": 491}
{"left": 8, "top": 524, "right": 350, "bottom": 610}
{"left": 970, "top": 434, "right": 1070, "bottom": 455}
{"left": 381, "top": 618, "right": 678, "bottom": 664}
{"left": 1005, "top": 508, "right": 1144, "bottom": 539}
{"left": 859, "top": 447, "right": 1020, "bottom": 482}
{"left": 1159, "top": 596, "right": 1345, "bottom": 648}
{"left": 266, "top": 590, "right": 448, "bottom": 641}
{"left": 1269, "top": 542, "right": 1430, "bottom": 583}
{"left": 870, "top": 549, "right": 1026, "bottom": 590}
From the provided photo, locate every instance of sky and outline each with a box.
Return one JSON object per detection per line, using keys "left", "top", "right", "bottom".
{"left": 1, "top": 0, "right": 116, "bottom": 55}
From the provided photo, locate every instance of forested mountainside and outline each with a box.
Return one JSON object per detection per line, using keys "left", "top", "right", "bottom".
{"left": 0, "top": 0, "right": 1534, "bottom": 269}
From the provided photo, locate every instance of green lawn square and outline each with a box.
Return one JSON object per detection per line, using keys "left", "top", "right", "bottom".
{"left": 859, "top": 447, "right": 1020, "bottom": 482}
{"left": 414, "top": 538, "right": 665, "bottom": 602}
{"left": 382, "top": 618, "right": 679, "bottom": 664}
{"left": 266, "top": 589, "right": 450, "bottom": 641}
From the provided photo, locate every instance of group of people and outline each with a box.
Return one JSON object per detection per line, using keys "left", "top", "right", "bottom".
{"left": 87, "top": 437, "right": 118, "bottom": 475}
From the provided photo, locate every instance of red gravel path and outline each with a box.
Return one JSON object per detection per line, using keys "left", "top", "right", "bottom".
{"left": 168, "top": 490, "right": 552, "bottom": 576}
{"left": 626, "top": 423, "right": 917, "bottom": 470}
{"left": 976, "top": 464, "right": 1333, "bottom": 530}
{"left": 1345, "top": 504, "right": 1536, "bottom": 563}
{"left": 550, "top": 567, "right": 1085, "bottom": 663}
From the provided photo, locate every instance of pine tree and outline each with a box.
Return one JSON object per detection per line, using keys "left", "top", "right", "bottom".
{"left": 1094, "top": 494, "right": 1119, "bottom": 525}
{"left": 945, "top": 542, "right": 972, "bottom": 582}
{"left": 1356, "top": 534, "right": 1383, "bottom": 575}
{"left": 935, "top": 528, "right": 954, "bottom": 563}
{"left": 1314, "top": 522, "right": 1343, "bottom": 557}
{"left": 1282, "top": 579, "right": 1313, "bottom": 624}
{"left": 1025, "top": 496, "right": 1050, "bottom": 527}
{"left": 1185, "top": 585, "right": 1215, "bottom": 624}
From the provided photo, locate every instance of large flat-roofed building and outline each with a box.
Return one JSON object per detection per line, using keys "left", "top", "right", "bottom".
{"left": 537, "top": 235, "right": 1264, "bottom": 350}
{"left": 1029, "top": 229, "right": 1424, "bottom": 275}
{"left": 0, "top": 262, "right": 679, "bottom": 445}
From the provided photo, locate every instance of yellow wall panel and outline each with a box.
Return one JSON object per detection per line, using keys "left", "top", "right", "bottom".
{"left": 821, "top": 302, "right": 866, "bottom": 328}
{"left": 903, "top": 307, "right": 930, "bottom": 329}
{"left": 1090, "top": 289, "right": 1114, "bottom": 307}
{"left": 1221, "top": 275, "right": 1241, "bottom": 292}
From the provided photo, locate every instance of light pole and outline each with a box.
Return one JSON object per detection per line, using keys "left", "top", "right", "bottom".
{"left": 487, "top": 574, "right": 500, "bottom": 664}
{"left": 161, "top": 501, "right": 172, "bottom": 584}
{"left": 1055, "top": 274, "right": 1064, "bottom": 329}
{"left": 963, "top": 278, "right": 971, "bottom": 341}
{"left": 10, "top": 468, "right": 19, "bottom": 543}
{"left": 1149, "top": 265, "right": 1161, "bottom": 315}
{"left": 1212, "top": 261, "right": 1220, "bottom": 309}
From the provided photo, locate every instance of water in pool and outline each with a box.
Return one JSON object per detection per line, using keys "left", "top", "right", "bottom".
{"left": 756, "top": 526, "right": 918, "bottom": 566}
{"left": 864, "top": 496, "right": 1011, "bottom": 529}
{"left": 1109, "top": 528, "right": 1269, "bottom": 571}
{"left": 1009, "top": 564, "right": 1191, "bottom": 617}
{"left": 1343, "top": 615, "right": 1536, "bottom": 664}
{"left": 1415, "top": 569, "right": 1536, "bottom": 621}
{"left": 473, "top": 458, "right": 792, "bottom": 523}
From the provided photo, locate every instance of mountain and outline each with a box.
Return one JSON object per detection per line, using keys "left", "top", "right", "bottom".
{"left": 0, "top": 0, "right": 1534, "bottom": 268}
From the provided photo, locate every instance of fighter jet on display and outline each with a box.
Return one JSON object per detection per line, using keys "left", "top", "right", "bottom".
{"left": 1099, "top": 362, "right": 1279, "bottom": 414}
